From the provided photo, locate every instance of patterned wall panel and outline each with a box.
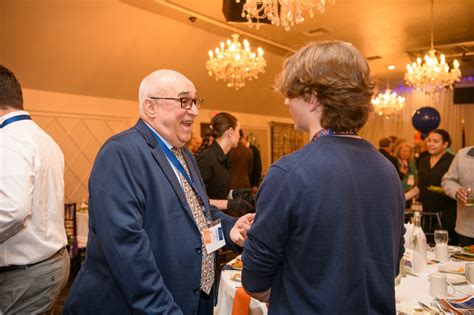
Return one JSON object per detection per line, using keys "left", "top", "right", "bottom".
{"left": 30, "top": 111, "right": 131, "bottom": 204}
{"left": 270, "top": 122, "right": 306, "bottom": 163}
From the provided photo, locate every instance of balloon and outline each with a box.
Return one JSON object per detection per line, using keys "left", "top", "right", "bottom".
{"left": 412, "top": 107, "right": 441, "bottom": 134}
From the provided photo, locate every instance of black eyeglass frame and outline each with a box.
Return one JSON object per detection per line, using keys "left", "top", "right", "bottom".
{"left": 149, "top": 96, "right": 204, "bottom": 110}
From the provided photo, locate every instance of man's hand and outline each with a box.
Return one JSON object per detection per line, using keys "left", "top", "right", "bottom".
{"left": 456, "top": 187, "right": 468, "bottom": 206}
{"left": 230, "top": 213, "right": 255, "bottom": 247}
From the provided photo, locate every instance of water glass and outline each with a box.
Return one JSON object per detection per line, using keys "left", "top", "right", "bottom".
{"left": 466, "top": 263, "right": 474, "bottom": 294}
{"left": 434, "top": 229, "right": 449, "bottom": 244}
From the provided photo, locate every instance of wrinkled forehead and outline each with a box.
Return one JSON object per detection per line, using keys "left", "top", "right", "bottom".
{"left": 156, "top": 75, "right": 197, "bottom": 97}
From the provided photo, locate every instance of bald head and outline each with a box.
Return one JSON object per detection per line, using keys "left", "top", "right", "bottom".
{"left": 138, "top": 69, "right": 194, "bottom": 115}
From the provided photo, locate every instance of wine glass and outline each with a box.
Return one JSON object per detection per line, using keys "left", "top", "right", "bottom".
{"left": 434, "top": 229, "right": 448, "bottom": 245}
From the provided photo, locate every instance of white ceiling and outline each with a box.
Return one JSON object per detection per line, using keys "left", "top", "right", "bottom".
{"left": 1, "top": 0, "right": 473, "bottom": 118}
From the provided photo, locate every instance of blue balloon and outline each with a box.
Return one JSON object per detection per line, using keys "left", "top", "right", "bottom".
{"left": 412, "top": 107, "right": 441, "bottom": 134}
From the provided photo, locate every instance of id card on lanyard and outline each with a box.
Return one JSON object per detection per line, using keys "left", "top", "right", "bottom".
{"left": 202, "top": 219, "right": 225, "bottom": 254}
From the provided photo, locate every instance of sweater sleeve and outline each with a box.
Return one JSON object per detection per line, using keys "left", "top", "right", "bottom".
{"left": 441, "top": 152, "right": 462, "bottom": 200}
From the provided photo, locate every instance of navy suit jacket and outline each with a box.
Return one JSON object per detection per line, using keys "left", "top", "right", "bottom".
{"left": 63, "top": 119, "right": 238, "bottom": 314}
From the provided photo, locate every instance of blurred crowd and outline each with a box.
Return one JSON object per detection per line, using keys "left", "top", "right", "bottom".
{"left": 378, "top": 131, "right": 473, "bottom": 246}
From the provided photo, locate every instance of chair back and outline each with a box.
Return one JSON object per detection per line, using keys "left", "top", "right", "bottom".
{"left": 421, "top": 212, "right": 442, "bottom": 245}
{"left": 64, "top": 203, "right": 77, "bottom": 244}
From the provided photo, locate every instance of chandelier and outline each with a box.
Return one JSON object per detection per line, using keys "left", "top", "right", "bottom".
{"left": 372, "top": 66, "right": 406, "bottom": 118}
{"left": 404, "top": 0, "right": 461, "bottom": 95}
{"left": 236, "top": 0, "right": 335, "bottom": 31}
{"left": 206, "top": 34, "right": 266, "bottom": 90}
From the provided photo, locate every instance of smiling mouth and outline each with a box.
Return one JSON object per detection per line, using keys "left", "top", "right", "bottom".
{"left": 181, "top": 121, "right": 193, "bottom": 128}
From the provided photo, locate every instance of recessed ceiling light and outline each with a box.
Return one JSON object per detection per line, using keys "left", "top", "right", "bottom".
{"left": 388, "top": 65, "right": 396, "bottom": 70}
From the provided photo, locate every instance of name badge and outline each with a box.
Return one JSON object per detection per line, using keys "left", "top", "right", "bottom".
{"left": 201, "top": 220, "right": 225, "bottom": 254}
{"left": 407, "top": 174, "right": 415, "bottom": 186}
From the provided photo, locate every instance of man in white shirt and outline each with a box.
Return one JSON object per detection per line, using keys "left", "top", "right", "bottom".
{"left": 0, "top": 65, "right": 69, "bottom": 314}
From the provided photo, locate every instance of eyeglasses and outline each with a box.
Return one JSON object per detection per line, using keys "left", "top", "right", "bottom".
{"left": 149, "top": 96, "right": 204, "bottom": 110}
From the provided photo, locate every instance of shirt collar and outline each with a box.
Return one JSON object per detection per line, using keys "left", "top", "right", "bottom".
{"left": 211, "top": 141, "right": 228, "bottom": 162}
{"left": 0, "top": 110, "right": 30, "bottom": 124}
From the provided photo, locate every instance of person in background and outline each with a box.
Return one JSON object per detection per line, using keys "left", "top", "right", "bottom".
{"left": 442, "top": 146, "right": 474, "bottom": 246}
{"left": 0, "top": 65, "right": 69, "bottom": 314}
{"left": 415, "top": 140, "right": 429, "bottom": 170}
{"left": 248, "top": 133, "right": 262, "bottom": 194}
{"left": 196, "top": 113, "right": 254, "bottom": 216}
{"left": 379, "top": 137, "right": 403, "bottom": 179}
{"left": 63, "top": 69, "right": 254, "bottom": 314}
{"left": 186, "top": 132, "right": 202, "bottom": 155}
{"left": 418, "top": 129, "right": 457, "bottom": 245}
{"left": 394, "top": 143, "right": 418, "bottom": 193}
{"left": 228, "top": 129, "right": 253, "bottom": 190}
{"left": 241, "top": 41, "right": 405, "bottom": 314}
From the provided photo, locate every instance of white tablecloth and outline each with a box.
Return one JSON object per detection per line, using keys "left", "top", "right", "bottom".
{"left": 217, "top": 254, "right": 472, "bottom": 314}
{"left": 396, "top": 257, "right": 471, "bottom": 313}
{"left": 76, "top": 211, "right": 89, "bottom": 248}
{"left": 217, "top": 264, "right": 268, "bottom": 315}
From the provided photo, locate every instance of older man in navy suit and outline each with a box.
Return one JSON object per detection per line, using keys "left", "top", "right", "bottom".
{"left": 63, "top": 69, "right": 255, "bottom": 314}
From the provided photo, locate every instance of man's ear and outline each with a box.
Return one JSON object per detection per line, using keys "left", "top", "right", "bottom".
{"left": 143, "top": 99, "right": 157, "bottom": 118}
{"left": 309, "top": 93, "right": 321, "bottom": 112}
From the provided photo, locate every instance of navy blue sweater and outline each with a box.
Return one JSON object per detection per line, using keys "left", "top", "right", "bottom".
{"left": 242, "top": 136, "right": 405, "bottom": 314}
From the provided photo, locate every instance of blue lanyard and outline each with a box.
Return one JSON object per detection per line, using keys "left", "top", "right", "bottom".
{"left": 312, "top": 128, "right": 358, "bottom": 141}
{"left": 0, "top": 115, "right": 31, "bottom": 129}
{"left": 150, "top": 131, "right": 210, "bottom": 215}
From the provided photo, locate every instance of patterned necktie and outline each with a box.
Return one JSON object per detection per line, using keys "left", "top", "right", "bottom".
{"left": 171, "top": 147, "right": 215, "bottom": 295}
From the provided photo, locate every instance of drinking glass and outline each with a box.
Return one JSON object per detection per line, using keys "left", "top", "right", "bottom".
{"left": 466, "top": 263, "right": 474, "bottom": 294}
{"left": 434, "top": 230, "right": 449, "bottom": 245}
{"left": 466, "top": 187, "right": 474, "bottom": 207}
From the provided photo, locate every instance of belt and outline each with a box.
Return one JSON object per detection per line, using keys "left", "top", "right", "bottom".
{"left": 0, "top": 247, "right": 66, "bottom": 274}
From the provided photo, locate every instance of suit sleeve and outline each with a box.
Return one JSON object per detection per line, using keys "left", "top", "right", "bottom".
{"left": 89, "top": 140, "right": 183, "bottom": 315}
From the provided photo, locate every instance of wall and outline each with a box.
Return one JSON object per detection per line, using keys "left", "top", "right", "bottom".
{"left": 23, "top": 89, "right": 294, "bottom": 204}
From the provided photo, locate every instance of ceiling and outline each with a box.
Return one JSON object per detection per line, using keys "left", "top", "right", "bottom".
{"left": 1, "top": 0, "right": 473, "bottom": 118}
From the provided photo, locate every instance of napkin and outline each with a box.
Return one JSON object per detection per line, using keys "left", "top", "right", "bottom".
{"left": 404, "top": 223, "right": 415, "bottom": 250}
{"left": 232, "top": 287, "right": 251, "bottom": 315}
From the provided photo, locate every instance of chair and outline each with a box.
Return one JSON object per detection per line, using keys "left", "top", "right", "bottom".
{"left": 64, "top": 203, "right": 77, "bottom": 247}
{"left": 420, "top": 212, "right": 442, "bottom": 245}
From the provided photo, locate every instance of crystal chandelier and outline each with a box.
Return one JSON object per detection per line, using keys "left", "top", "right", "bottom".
{"left": 236, "top": 0, "right": 335, "bottom": 31}
{"left": 404, "top": 0, "right": 461, "bottom": 95}
{"left": 372, "top": 66, "right": 406, "bottom": 118}
{"left": 206, "top": 34, "right": 266, "bottom": 90}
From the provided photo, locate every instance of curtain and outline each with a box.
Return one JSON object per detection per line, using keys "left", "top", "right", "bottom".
{"left": 360, "top": 88, "right": 474, "bottom": 152}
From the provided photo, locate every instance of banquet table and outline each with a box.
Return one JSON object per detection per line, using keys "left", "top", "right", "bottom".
{"left": 218, "top": 254, "right": 473, "bottom": 315}
{"left": 396, "top": 249, "right": 472, "bottom": 314}
{"left": 217, "top": 259, "right": 267, "bottom": 315}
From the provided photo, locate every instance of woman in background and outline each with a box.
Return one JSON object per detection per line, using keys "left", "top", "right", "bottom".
{"left": 395, "top": 142, "right": 418, "bottom": 207}
{"left": 196, "top": 112, "right": 253, "bottom": 215}
{"left": 418, "top": 129, "right": 457, "bottom": 244}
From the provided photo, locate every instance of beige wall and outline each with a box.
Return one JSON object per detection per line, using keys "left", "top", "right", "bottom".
{"left": 23, "top": 89, "right": 294, "bottom": 205}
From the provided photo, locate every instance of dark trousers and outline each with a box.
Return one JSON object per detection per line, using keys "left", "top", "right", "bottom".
{"left": 198, "top": 287, "right": 215, "bottom": 315}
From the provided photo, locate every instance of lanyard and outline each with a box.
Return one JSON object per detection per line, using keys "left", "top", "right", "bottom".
{"left": 150, "top": 131, "right": 210, "bottom": 215}
{"left": 312, "top": 128, "right": 358, "bottom": 141}
{"left": 0, "top": 115, "right": 32, "bottom": 129}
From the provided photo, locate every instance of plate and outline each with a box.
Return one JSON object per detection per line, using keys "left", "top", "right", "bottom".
{"left": 446, "top": 273, "right": 467, "bottom": 284}
{"left": 461, "top": 249, "right": 474, "bottom": 257}
{"left": 439, "top": 264, "right": 465, "bottom": 274}
{"left": 231, "top": 273, "right": 241, "bottom": 282}
{"left": 449, "top": 246, "right": 462, "bottom": 254}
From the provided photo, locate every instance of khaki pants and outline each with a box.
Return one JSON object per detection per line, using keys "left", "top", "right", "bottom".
{"left": 0, "top": 248, "right": 70, "bottom": 315}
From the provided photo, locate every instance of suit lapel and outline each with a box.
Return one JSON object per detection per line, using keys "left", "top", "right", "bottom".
{"left": 134, "top": 119, "right": 199, "bottom": 231}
